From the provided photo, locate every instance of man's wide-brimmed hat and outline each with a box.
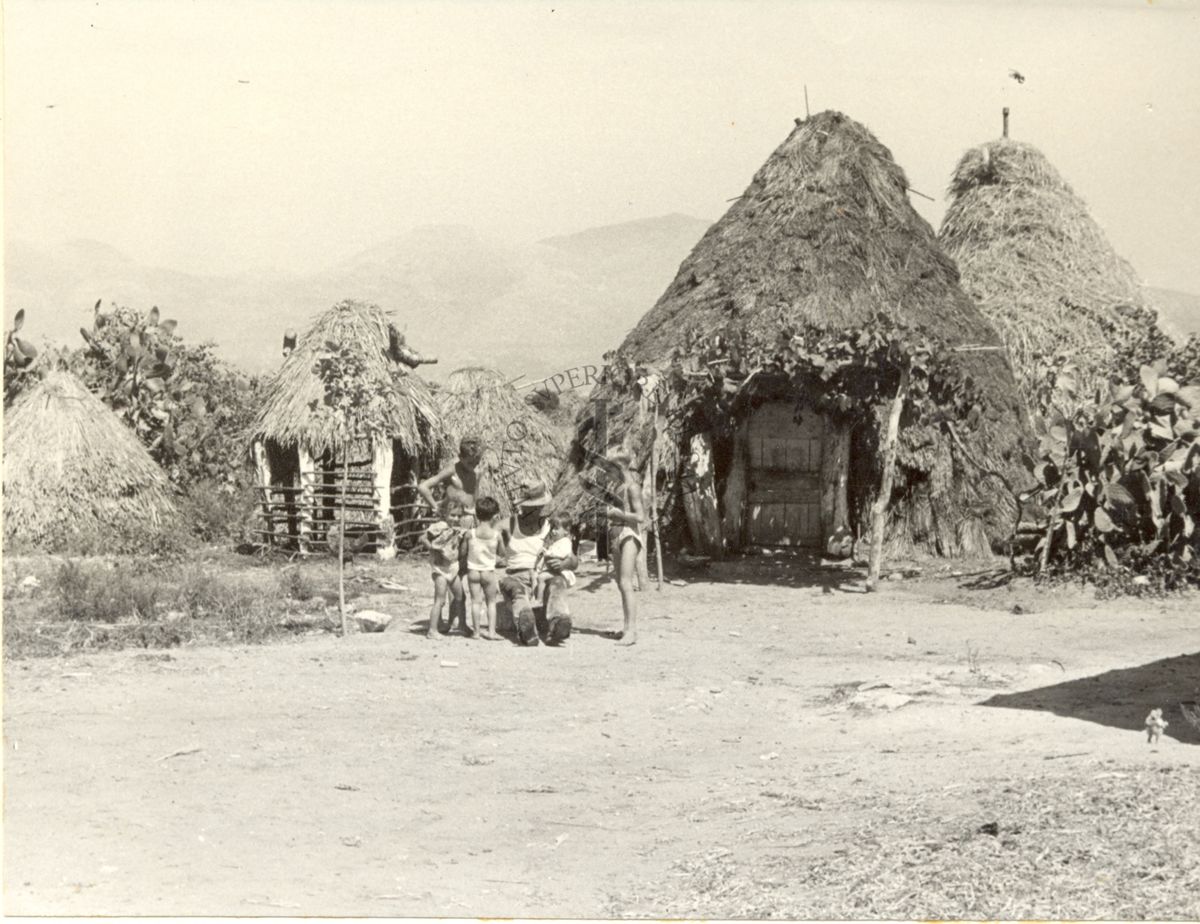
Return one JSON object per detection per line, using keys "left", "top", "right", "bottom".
{"left": 515, "top": 477, "right": 553, "bottom": 508}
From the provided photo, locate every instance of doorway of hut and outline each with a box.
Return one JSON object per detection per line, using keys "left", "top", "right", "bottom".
{"left": 745, "top": 401, "right": 825, "bottom": 548}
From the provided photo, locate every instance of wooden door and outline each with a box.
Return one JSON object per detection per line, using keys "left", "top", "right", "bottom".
{"left": 746, "top": 402, "right": 824, "bottom": 547}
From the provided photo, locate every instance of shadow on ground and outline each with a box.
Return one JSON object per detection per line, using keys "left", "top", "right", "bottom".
{"left": 574, "top": 550, "right": 867, "bottom": 593}
{"left": 981, "top": 652, "right": 1200, "bottom": 746}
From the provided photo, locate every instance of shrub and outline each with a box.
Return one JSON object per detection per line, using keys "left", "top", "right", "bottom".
{"left": 1024, "top": 360, "right": 1200, "bottom": 577}
{"left": 279, "top": 567, "right": 317, "bottom": 602}
{"left": 51, "top": 561, "right": 163, "bottom": 623}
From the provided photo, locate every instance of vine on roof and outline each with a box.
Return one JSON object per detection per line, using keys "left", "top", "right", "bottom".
{"left": 607, "top": 312, "right": 985, "bottom": 444}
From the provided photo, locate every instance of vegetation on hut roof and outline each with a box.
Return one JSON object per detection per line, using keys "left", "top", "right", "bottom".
{"left": 436, "top": 366, "right": 567, "bottom": 514}
{"left": 939, "top": 139, "right": 1165, "bottom": 409}
{"left": 3, "top": 370, "right": 177, "bottom": 550}
{"left": 251, "top": 300, "right": 443, "bottom": 460}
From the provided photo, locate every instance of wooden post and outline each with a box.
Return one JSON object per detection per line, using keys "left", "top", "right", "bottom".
{"left": 297, "top": 447, "right": 316, "bottom": 554}
{"left": 251, "top": 439, "right": 272, "bottom": 544}
{"left": 338, "top": 449, "right": 349, "bottom": 636}
{"left": 650, "top": 428, "right": 664, "bottom": 591}
{"left": 1002, "top": 107, "right": 1010, "bottom": 139}
{"left": 682, "top": 432, "right": 724, "bottom": 558}
{"left": 866, "top": 364, "right": 910, "bottom": 592}
{"left": 635, "top": 464, "right": 652, "bottom": 591}
{"left": 721, "top": 420, "right": 749, "bottom": 553}
{"left": 820, "top": 420, "right": 852, "bottom": 555}
{"left": 594, "top": 397, "right": 609, "bottom": 565}
{"left": 372, "top": 437, "right": 395, "bottom": 559}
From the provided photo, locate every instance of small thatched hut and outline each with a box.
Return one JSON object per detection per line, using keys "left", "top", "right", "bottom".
{"left": 250, "top": 300, "right": 444, "bottom": 554}
{"left": 939, "top": 138, "right": 1169, "bottom": 412}
{"left": 3, "top": 371, "right": 177, "bottom": 551}
{"left": 558, "top": 111, "right": 1029, "bottom": 559}
{"left": 435, "top": 366, "right": 567, "bottom": 514}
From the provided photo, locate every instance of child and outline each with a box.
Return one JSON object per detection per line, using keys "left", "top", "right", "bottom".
{"left": 534, "top": 513, "right": 576, "bottom": 601}
{"left": 423, "top": 508, "right": 465, "bottom": 640}
{"left": 461, "top": 496, "right": 506, "bottom": 641}
{"left": 604, "top": 450, "right": 646, "bottom": 646}
{"left": 418, "top": 436, "right": 484, "bottom": 527}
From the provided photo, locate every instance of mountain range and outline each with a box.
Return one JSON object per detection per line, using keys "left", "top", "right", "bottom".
{"left": 4, "top": 214, "right": 714, "bottom": 383}
{"left": 6, "top": 214, "right": 1199, "bottom": 384}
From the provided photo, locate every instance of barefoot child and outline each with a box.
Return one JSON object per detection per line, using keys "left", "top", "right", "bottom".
{"left": 604, "top": 451, "right": 646, "bottom": 646}
{"left": 422, "top": 512, "right": 464, "bottom": 639}
{"left": 461, "top": 496, "right": 506, "bottom": 640}
{"left": 534, "top": 514, "right": 576, "bottom": 601}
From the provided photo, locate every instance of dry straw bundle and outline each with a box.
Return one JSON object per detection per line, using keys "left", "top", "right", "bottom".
{"left": 251, "top": 299, "right": 443, "bottom": 463}
{"left": 435, "top": 366, "right": 566, "bottom": 514}
{"left": 3, "top": 371, "right": 177, "bottom": 550}
{"left": 940, "top": 140, "right": 1162, "bottom": 410}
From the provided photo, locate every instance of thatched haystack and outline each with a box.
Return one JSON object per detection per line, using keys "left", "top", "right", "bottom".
{"left": 939, "top": 139, "right": 1168, "bottom": 411}
{"left": 436, "top": 366, "right": 567, "bottom": 514}
{"left": 250, "top": 300, "right": 444, "bottom": 553}
{"left": 557, "top": 111, "right": 1029, "bottom": 559}
{"left": 3, "top": 371, "right": 177, "bottom": 551}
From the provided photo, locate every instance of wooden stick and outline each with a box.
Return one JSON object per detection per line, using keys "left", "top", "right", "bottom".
{"left": 650, "top": 423, "right": 664, "bottom": 591}
{"left": 338, "top": 450, "right": 349, "bottom": 637}
{"left": 866, "top": 363, "right": 910, "bottom": 592}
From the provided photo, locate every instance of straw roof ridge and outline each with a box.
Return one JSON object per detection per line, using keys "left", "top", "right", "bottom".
{"left": 3, "top": 370, "right": 177, "bottom": 549}
{"left": 939, "top": 138, "right": 1161, "bottom": 408}
{"left": 251, "top": 299, "right": 443, "bottom": 459}
{"left": 436, "top": 366, "right": 567, "bottom": 514}
{"left": 620, "top": 111, "right": 1009, "bottom": 372}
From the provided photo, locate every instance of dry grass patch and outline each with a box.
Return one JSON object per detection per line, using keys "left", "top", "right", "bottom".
{"left": 611, "top": 764, "right": 1199, "bottom": 920}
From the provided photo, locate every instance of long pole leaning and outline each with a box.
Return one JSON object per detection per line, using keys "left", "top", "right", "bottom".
{"left": 650, "top": 422, "right": 664, "bottom": 591}
{"left": 866, "top": 362, "right": 911, "bottom": 592}
{"left": 338, "top": 446, "right": 349, "bottom": 636}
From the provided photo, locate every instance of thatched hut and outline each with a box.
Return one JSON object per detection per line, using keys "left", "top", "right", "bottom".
{"left": 939, "top": 138, "right": 1169, "bottom": 412}
{"left": 435, "top": 366, "right": 567, "bottom": 514}
{"left": 250, "top": 300, "right": 444, "bottom": 554}
{"left": 3, "top": 371, "right": 177, "bottom": 551}
{"left": 557, "top": 111, "right": 1029, "bottom": 559}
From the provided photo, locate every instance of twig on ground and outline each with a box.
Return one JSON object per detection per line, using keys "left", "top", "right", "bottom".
{"left": 156, "top": 745, "right": 203, "bottom": 762}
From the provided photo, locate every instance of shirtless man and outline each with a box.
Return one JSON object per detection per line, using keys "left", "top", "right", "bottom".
{"left": 418, "top": 437, "right": 484, "bottom": 525}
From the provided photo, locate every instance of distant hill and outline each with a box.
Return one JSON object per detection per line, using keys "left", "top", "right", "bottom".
{"left": 5, "top": 214, "right": 713, "bottom": 382}
{"left": 1145, "top": 286, "right": 1200, "bottom": 341}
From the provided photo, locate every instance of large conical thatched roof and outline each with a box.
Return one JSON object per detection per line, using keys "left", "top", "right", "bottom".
{"left": 252, "top": 300, "right": 443, "bottom": 461}
{"left": 558, "top": 111, "right": 1029, "bottom": 553}
{"left": 3, "top": 371, "right": 177, "bottom": 550}
{"left": 939, "top": 139, "right": 1164, "bottom": 410}
{"left": 436, "top": 366, "right": 566, "bottom": 515}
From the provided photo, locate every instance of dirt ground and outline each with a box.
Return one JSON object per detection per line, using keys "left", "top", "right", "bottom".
{"left": 4, "top": 552, "right": 1199, "bottom": 917}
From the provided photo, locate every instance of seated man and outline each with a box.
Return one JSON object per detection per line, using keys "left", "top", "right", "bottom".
{"left": 499, "top": 478, "right": 577, "bottom": 646}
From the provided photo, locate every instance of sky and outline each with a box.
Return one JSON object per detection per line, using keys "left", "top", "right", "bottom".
{"left": 4, "top": 0, "right": 1200, "bottom": 292}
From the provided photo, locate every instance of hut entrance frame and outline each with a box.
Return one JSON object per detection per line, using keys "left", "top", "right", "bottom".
{"left": 744, "top": 402, "right": 825, "bottom": 547}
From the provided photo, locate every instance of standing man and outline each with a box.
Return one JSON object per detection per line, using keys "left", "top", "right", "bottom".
{"left": 499, "top": 478, "right": 577, "bottom": 646}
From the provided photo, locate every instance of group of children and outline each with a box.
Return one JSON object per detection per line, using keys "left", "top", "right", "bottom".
{"left": 423, "top": 499, "right": 574, "bottom": 640}
{"left": 417, "top": 437, "right": 575, "bottom": 642}
{"left": 416, "top": 435, "right": 646, "bottom": 646}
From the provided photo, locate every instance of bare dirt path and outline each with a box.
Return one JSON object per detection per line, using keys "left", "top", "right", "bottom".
{"left": 4, "top": 558, "right": 1198, "bottom": 916}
